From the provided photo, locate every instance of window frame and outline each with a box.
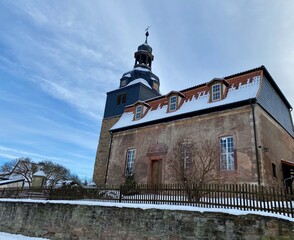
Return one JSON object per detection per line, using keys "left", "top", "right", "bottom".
{"left": 212, "top": 83, "right": 221, "bottom": 101}
{"left": 134, "top": 105, "right": 143, "bottom": 120}
{"left": 125, "top": 149, "right": 135, "bottom": 176}
{"left": 220, "top": 136, "right": 235, "bottom": 171}
{"left": 169, "top": 95, "right": 177, "bottom": 112}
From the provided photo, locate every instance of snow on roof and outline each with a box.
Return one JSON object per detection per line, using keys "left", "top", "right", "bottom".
{"left": 126, "top": 78, "right": 152, "bottom": 89}
{"left": 124, "top": 73, "right": 131, "bottom": 77}
{"left": 133, "top": 66, "right": 151, "bottom": 72}
{"left": 33, "top": 170, "right": 46, "bottom": 177}
{"left": 0, "top": 178, "right": 24, "bottom": 185}
{"left": 111, "top": 75, "right": 261, "bottom": 131}
{"left": 0, "top": 199, "right": 293, "bottom": 222}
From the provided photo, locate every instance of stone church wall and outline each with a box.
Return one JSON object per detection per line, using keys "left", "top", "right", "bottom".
{"left": 256, "top": 105, "right": 294, "bottom": 187}
{"left": 0, "top": 201, "right": 293, "bottom": 240}
{"left": 93, "top": 116, "right": 120, "bottom": 185}
{"left": 107, "top": 105, "right": 259, "bottom": 185}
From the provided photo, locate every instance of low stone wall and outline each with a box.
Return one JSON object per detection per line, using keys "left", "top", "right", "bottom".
{"left": 0, "top": 201, "right": 293, "bottom": 240}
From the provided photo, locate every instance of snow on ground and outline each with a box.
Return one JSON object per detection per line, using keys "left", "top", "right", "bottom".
{"left": 0, "top": 198, "right": 293, "bottom": 222}
{"left": 0, "top": 232, "right": 48, "bottom": 240}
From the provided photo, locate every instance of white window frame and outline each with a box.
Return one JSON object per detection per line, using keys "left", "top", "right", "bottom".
{"left": 220, "top": 136, "right": 235, "bottom": 171}
{"left": 212, "top": 83, "right": 221, "bottom": 101}
{"left": 135, "top": 105, "right": 142, "bottom": 120}
{"left": 182, "top": 142, "right": 190, "bottom": 172}
{"left": 125, "top": 149, "right": 135, "bottom": 176}
{"left": 169, "top": 95, "right": 177, "bottom": 112}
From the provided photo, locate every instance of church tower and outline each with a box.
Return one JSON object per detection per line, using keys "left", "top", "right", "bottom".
{"left": 93, "top": 31, "right": 161, "bottom": 185}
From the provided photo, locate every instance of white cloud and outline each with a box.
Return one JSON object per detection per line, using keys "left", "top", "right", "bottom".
{"left": 0, "top": 145, "right": 70, "bottom": 163}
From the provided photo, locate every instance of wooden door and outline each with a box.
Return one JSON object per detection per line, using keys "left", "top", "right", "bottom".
{"left": 151, "top": 160, "right": 162, "bottom": 185}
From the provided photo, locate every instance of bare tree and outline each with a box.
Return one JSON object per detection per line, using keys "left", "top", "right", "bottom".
{"left": 38, "top": 160, "right": 71, "bottom": 186}
{"left": 167, "top": 137, "right": 220, "bottom": 201}
{"left": 1, "top": 157, "right": 37, "bottom": 186}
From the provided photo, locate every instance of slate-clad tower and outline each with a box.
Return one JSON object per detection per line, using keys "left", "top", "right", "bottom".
{"left": 93, "top": 31, "right": 161, "bottom": 184}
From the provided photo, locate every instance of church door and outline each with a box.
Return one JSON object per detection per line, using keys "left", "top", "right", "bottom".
{"left": 151, "top": 160, "right": 162, "bottom": 185}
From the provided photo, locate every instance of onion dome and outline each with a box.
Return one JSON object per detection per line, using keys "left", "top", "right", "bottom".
{"left": 137, "top": 31, "right": 153, "bottom": 53}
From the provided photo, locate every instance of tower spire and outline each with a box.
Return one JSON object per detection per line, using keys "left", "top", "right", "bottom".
{"left": 133, "top": 28, "right": 154, "bottom": 70}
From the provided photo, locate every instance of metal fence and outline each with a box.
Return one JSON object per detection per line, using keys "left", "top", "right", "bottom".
{"left": 0, "top": 183, "right": 293, "bottom": 218}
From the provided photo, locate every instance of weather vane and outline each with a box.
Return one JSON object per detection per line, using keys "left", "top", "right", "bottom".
{"left": 145, "top": 26, "right": 151, "bottom": 43}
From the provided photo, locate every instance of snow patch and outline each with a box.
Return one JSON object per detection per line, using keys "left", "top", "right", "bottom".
{"left": 126, "top": 78, "right": 151, "bottom": 89}
{"left": 0, "top": 232, "right": 49, "bottom": 240}
{"left": 133, "top": 66, "right": 151, "bottom": 72}
{"left": 33, "top": 171, "right": 46, "bottom": 177}
{"left": 0, "top": 198, "right": 292, "bottom": 222}
{"left": 124, "top": 73, "right": 131, "bottom": 77}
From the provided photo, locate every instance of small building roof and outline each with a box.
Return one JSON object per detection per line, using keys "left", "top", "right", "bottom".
{"left": 33, "top": 170, "right": 46, "bottom": 177}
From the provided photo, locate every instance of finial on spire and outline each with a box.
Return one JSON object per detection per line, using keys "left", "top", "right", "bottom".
{"left": 144, "top": 26, "right": 151, "bottom": 44}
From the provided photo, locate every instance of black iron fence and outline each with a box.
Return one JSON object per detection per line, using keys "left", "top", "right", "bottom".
{"left": 0, "top": 183, "right": 293, "bottom": 218}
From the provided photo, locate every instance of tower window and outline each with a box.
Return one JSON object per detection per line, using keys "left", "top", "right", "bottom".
{"left": 117, "top": 93, "right": 127, "bottom": 105}
{"left": 220, "top": 136, "right": 235, "bottom": 171}
{"left": 272, "top": 163, "right": 277, "bottom": 178}
{"left": 169, "top": 95, "right": 177, "bottom": 112}
{"left": 125, "top": 149, "right": 135, "bottom": 176}
{"left": 212, "top": 83, "right": 221, "bottom": 101}
{"left": 135, "top": 105, "right": 142, "bottom": 120}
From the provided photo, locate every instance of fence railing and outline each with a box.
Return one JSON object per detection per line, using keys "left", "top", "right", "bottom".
{"left": 0, "top": 183, "right": 293, "bottom": 218}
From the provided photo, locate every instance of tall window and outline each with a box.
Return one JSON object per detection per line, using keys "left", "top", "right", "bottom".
{"left": 183, "top": 142, "right": 190, "bottom": 172}
{"left": 212, "top": 83, "right": 221, "bottom": 101}
{"left": 135, "top": 105, "right": 142, "bottom": 120}
{"left": 125, "top": 149, "right": 135, "bottom": 176}
{"left": 169, "top": 95, "right": 177, "bottom": 111}
{"left": 184, "top": 156, "right": 190, "bottom": 172}
{"left": 220, "top": 136, "right": 234, "bottom": 171}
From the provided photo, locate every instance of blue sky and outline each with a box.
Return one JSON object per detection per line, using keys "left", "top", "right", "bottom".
{"left": 0, "top": 1, "right": 293, "bottom": 180}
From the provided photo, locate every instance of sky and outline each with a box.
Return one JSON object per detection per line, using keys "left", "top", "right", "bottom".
{"left": 0, "top": 1, "right": 293, "bottom": 180}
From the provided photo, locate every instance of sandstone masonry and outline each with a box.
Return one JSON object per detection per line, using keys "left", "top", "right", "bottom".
{"left": 0, "top": 201, "right": 293, "bottom": 240}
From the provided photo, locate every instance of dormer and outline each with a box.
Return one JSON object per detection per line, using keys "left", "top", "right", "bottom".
{"left": 166, "top": 91, "right": 185, "bottom": 112}
{"left": 207, "top": 78, "right": 229, "bottom": 102}
{"left": 132, "top": 100, "right": 150, "bottom": 120}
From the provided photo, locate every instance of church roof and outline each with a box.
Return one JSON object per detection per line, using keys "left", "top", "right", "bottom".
{"left": 110, "top": 66, "right": 294, "bottom": 137}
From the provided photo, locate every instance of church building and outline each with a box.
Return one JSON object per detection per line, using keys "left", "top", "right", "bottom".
{"left": 93, "top": 32, "right": 294, "bottom": 187}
